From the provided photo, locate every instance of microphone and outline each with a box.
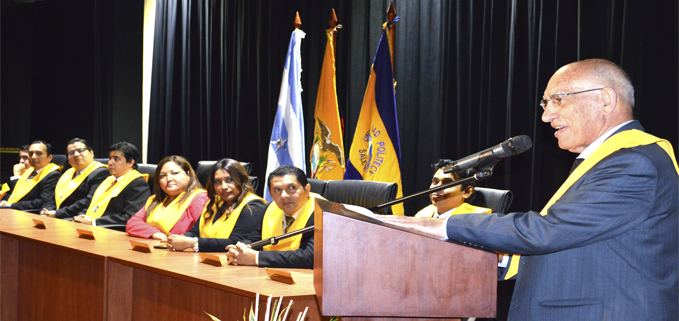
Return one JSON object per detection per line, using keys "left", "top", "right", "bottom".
{"left": 442, "top": 135, "right": 533, "bottom": 173}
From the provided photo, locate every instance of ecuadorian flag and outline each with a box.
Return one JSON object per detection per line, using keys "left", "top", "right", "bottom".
{"left": 263, "top": 28, "right": 306, "bottom": 202}
{"left": 345, "top": 25, "right": 403, "bottom": 215}
{"left": 310, "top": 28, "right": 345, "bottom": 180}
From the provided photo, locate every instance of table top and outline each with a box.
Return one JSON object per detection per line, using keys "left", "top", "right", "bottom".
{"left": 0, "top": 208, "right": 317, "bottom": 300}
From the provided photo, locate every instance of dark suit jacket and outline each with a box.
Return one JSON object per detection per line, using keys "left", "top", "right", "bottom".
{"left": 89, "top": 176, "right": 151, "bottom": 226}
{"left": 8, "top": 170, "right": 62, "bottom": 211}
{"left": 242, "top": 203, "right": 315, "bottom": 269}
{"left": 446, "top": 121, "right": 678, "bottom": 320}
{"left": 43, "top": 167, "right": 110, "bottom": 218}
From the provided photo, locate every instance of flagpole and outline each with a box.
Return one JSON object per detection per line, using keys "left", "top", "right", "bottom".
{"left": 329, "top": 9, "right": 341, "bottom": 56}
{"left": 387, "top": 2, "right": 397, "bottom": 75}
{"left": 329, "top": 9, "right": 344, "bottom": 137}
{"left": 294, "top": 11, "right": 301, "bottom": 29}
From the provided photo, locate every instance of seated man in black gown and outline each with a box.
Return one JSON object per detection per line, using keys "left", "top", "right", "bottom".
{"left": 0, "top": 140, "right": 61, "bottom": 211}
{"left": 226, "top": 165, "right": 320, "bottom": 269}
{"left": 40, "top": 138, "right": 110, "bottom": 219}
{"left": 0, "top": 145, "right": 32, "bottom": 200}
{"left": 73, "top": 141, "right": 150, "bottom": 228}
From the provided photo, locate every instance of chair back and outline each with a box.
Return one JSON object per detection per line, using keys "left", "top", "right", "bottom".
{"left": 196, "top": 160, "right": 253, "bottom": 188}
{"left": 95, "top": 158, "right": 109, "bottom": 165}
{"left": 323, "top": 180, "right": 398, "bottom": 214}
{"left": 468, "top": 187, "right": 514, "bottom": 214}
{"left": 195, "top": 161, "right": 216, "bottom": 187}
{"left": 240, "top": 162, "right": 252, "bottom": 174}
{"left": 136, "top": 163, "right": 158, "bottom": 192}
{"left": 51, "top": 154, "right": 68, "bottom": 171}
{"left": 307, "top": 178, "right": 327, "bottom": 196}
{"left": 249, "top": 176, "right": 259, "bottom": 192}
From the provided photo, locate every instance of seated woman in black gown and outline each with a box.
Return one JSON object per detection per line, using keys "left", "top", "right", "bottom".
{"left": 166, "top": 158, "right": 266, "bottom": 252}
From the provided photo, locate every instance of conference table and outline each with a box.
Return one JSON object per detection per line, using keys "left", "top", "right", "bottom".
{"left": 0, "top": 209, "right": 323, "bottom": 321}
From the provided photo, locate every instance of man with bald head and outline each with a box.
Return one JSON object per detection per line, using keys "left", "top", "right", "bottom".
{"left": 375, "top": 59, "right": 678, "bottom": 320}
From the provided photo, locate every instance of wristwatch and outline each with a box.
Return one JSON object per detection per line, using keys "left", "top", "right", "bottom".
{"left": 193, "top": 238, "right": 199, "bottom": 252}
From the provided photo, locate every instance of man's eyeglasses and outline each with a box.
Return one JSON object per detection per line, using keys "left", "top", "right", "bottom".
{"left": 540, "top": 87, "right": 604, "bottom": 110}
{"left": 67, "top": 148, "right": 89, "bottom": 156}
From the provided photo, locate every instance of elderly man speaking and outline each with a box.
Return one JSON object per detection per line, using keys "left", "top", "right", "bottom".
{"left": 376, "top": 59, "right": 678, "bottom": 321}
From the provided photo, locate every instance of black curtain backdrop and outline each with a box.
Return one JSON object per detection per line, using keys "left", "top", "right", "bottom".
{"left": 148, "top": 0, "right": 678, "bottom": 215}
{"left": 1, "top": 0, "right": 143, "bottom": 170}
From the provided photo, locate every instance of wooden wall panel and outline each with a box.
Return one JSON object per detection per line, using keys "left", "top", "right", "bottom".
{"left": 1, "top": 235, "right": 19, "bottom": 321}
{"left": 107, "top": 260, "right": 133, "bottom": 321}
{"left": 17, "top": 240, "right": 106, "bottom": 321}
{"left": 119, "top": 267, "right": 322, "bottom": 321}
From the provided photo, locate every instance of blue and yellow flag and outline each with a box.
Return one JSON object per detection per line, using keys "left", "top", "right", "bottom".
{"left": 310, "top": 28, "right": 345, "bottom": 180}
{"left": 345, "top": 25, "right": 403, "bottom": 215}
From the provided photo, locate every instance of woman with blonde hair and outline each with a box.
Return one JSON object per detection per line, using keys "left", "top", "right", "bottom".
{"left": 167, "top": 158, "right": 266, "bottom": 252}
{"left": 126, "top": 155, "right": 208, "bottom": 240}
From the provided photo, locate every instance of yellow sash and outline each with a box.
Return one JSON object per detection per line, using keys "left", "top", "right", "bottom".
{"left": 145, "top": 189, "right": 206, "bottom": 235}
{"left": 7, "top": 163, "right": 61, "bottom": 204}
{"left": 0, "top": 183, "right": 10, "bottom": 199}
{"left": 415, "top": 203, "right": 492, "bottom": 218}
{"left": 86, "top": 170, "right": 142, "bottom": 219}
{"left": 262, "top": 192, "right": 322, "bottom": 252}
{"left": 505, "top": 129, "right": 679, "bottom": 280}
{"left": 0, "top": 183, "right": 9, "bottom": 200}
{"left": 199, "top": 193, "right": 266, "bottom": 238}
{"left": 54, "top": 162, "right": 107, "bottom": 209}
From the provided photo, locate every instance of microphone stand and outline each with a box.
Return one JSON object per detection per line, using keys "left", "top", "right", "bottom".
{"left": 249, "top": 226, "right": 314, "bottom": 250}
{"left": 368, "top": 170, "right": 493, "bottom": 212}
{"left": 247, "top": 170, "right": 493, "bottom": 248}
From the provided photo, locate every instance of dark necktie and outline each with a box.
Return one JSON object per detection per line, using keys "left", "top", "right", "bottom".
{"left": 26, "top": 171, "right": 38, "bottom": 182}
{"left": 284, "top": 215, "right": 295, "bottom": 233}
{"left": 569, "top": 158, "right": 584, "bottom": 174}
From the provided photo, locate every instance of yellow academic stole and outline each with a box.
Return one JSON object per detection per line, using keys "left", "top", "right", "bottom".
{"left": 199, "top": 193, "right": 266, "bottom": 238}
{"left": 145, "top": 189, "right": 206, "bottom": 235}
{"left": 86, "top": 170, "right": 142, "bottom": 219}
{"left": 505, "top": 129, "right": 679, "bottom": 280}
{"left": 0, "top": 183, "right": 9, "bottom": 200}
{"left": 7, "top": 163, "right": 61, "bottom": 204}
{"left": 416, "top": 203, "right": 492, "bottom": 218}
{"left": 261, "top": 193, "right": 322, "bottom": 252}
{"left": 54, "top": 162, "right": 107, "bottom": 209}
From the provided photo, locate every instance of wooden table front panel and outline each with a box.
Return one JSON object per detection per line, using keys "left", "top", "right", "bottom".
{"left": 0, "top": 210, "right": 326, "bottom": 321}
{"left": 1, "top": 234, "right": 106, "bottom": 321}
{"left": 107, "top": 258, "right": 324, "bottom": 321}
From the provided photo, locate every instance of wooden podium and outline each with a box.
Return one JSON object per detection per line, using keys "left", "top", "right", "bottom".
{"left": 313, "top": 199, "right": 497, "bottom": 320}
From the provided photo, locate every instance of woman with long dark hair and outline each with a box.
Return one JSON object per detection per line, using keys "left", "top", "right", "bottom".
{"left": 166, "top": 158, "right": 266, "bottom": 252}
